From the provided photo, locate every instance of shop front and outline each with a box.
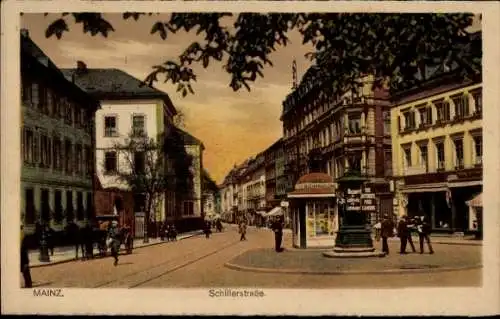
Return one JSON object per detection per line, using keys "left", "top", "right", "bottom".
{"left": 288, "top": 173, "right": 337, "bottom": 249}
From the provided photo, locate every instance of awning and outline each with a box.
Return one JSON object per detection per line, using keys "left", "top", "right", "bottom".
{"left": 466, "top": 192, "right": 482, "bottom": 208}
{"left": 267, "top": 207, "right": 284, "bottom": 217}
{"left": 448, "top": 180, "right": 482, "bottom": 188}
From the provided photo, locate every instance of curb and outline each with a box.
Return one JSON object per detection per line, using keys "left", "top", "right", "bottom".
{"left": 30, "top": 231, "right": 203, "bottom": 269}
{"left": 224, "top": 262, "right": 483, "bottom": 276}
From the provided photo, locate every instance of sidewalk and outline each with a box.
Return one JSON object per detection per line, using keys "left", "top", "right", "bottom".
{"left": 387, "top": 235, "right": 482, "bottom": 246}
{"left": 29, "top": 230, "right": 203, "bottom": 268}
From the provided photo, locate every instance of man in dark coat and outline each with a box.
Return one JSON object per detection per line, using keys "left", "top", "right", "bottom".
{"left": 417, "top": 216, "right": 434, "bottom": 254}
{"left": 82, "top": 222, "right": 94, "bottom": 260}
{"left": 380, "top": 214, "right": 395, "bottom": 255}
{"left": 397, "top": 216, "right": 409, "bottom": 254}
{"left": 271, "top": 217, "right": 284, "bottom": 252}
{"left": 21, "top": 225, "right": 32, "bottom": 288}
{"left": 406, "top": 217, "right": 417, "bottom": 253}
{"left": 204, "top": 221, "right": 212, "bottom": 239}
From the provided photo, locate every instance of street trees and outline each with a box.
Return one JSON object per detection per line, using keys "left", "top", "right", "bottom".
{"left": 41, "top": 13, "right": 481, "bottom": 97}
{"left": 111, "top": 132, "right": 171, "bottom": 243}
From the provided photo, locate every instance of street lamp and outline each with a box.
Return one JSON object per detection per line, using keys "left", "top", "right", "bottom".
{"left": 38, "top": 217, "right": 50, "bottom": 262}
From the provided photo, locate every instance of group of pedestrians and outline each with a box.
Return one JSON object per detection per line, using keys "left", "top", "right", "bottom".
{"left": 236, "top": 216, "right": 284, "bottom": 252}
{"left": 378, "top": 214, "right": 434, "bottom": 255}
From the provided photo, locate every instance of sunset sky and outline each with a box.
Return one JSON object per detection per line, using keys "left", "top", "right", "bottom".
{"left": 21, "top": 13, "right": 314, "bottom": 184}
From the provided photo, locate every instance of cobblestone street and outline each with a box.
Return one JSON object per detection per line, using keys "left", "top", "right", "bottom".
{"left": 27, "top": 226, "right": 482, "bottom": 289}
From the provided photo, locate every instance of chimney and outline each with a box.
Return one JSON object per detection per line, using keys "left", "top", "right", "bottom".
{"left": 21, "top": 28, "right": 29, "bottom": 38}
{"left": 76, "top": 60, "right": 88, "bottom": 74}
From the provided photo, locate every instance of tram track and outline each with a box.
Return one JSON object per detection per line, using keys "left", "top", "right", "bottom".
{"left": 92, "top": 233, "right": 242, "bottom": 288}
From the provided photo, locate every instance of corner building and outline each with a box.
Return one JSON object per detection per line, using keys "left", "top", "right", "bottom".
{"left": 391, "top": 71, "right": 482, "bottom": 234}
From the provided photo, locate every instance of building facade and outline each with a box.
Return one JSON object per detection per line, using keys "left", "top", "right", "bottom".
{"left": 281, "top": 71, "right": 394, "bottom": 231}
{"left": 391, "top": 72, "right": 482, "bottom": 233}
{"left": 20, "top": 30, "right": 100, "bottom": 235}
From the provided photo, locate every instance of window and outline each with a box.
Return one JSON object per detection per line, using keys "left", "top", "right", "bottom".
{"left": 435, "top": 100, "right": 451, "bottom": 123}
{"left": 85, "top": 146, "right": 92, "bottom": 176}
{"left": 33, "top": 133, "right": 40, "bottom": 164}
{"left": 452, "top": 95, "right": 469, "bottom": 119}
{"left": 47, "top": 89, "right": 54, "bottom": 116}
{"left": 73, "top": 105, "right": 80, "bottom": 127}
{"left": 76, "top": 192, "right": 84, "bottom": 221}
{"left": 384, "top": 150, "right": 392, "bottom": 176}
{"left": 53, "top": 138, "right": 62, "bottom": 171}
{"left": 66, "top": 191, "right": 74, "bottom": 222}
{"left": 54, "top": 190, "right": 63, "bottom": 223}
{"left": 75, "top": 144, "right": 83, "bottom": 175}
{"left": 23, "top": 128, "right": 33, "bottom": 163}
{"left": 40, "top": 135, "right": 51, "bottom": 168}
{"left": 403, "top": 111, "right": 416, "bottom": 130}
{"left": 403, "top": 147, "right": 412, "bottom": 168}
{"left": 134, "top": 151, "right": 145, "bottom": 174}
{"left": 383, "top": 111, "right": 391, "bottom": 135}
{"left": 419, "top": 145, "right": 428, "bottom": 171}
{"left": 419, "top": 106, "right": 432, "bottom": 126}
{"left": 473, "top": 136, "right": 482, "bottom": 165}
{"left": 41, "top": 188, "right": 50, "bottom": 222}
{"left": 183, "top": 201, "right": 194, "bottom": 216}
{"left": 64, "top": 140, "right": 73, "bottom": 174}
{"left": 104, "top": 151, "right": 117, "bottom": 174}
{"left": 39, "top": 85, "right": 48, "bottom": 114}
{"left": 24, "top": 188, "right": 35, "bottom": 224}
{"left": 104, "top": 116, "right": 117, "bottom": 137}
{"left": 65, "top": 101, "right": 73, "bottom": 125}
{"left": 472, "top": 90, "right": 482, "bottom": 115}
{"left": 348, "top": 113, "right": 362, "bottom": 134}
{"left": 22, "top": 78, "right": 32, "bottom": 104}
{"left": 435, "top": 142, "right": 445, "bottom": 170}
{"left": 132, "top": 115, "right": 146, "bottom": 136}
{"left": 347, "top": 153, "right": 362, "bottom": 172}
{"left": 454, "top": 139, "right": 464, "bottom": 168}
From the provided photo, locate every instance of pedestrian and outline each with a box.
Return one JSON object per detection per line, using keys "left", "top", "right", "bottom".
{"left": 406, "top": 217, "right": 417, "bottom": 253}
{"left": 271, "top": 217, "right": 284, "bottom": 252}
{"left": 21, "top": 224, "right": 32, "bottom": 288}
{"left": 373, "top": 221, "right": 382, "bottom": 242}
{"left": 45, "top": 225, "right": 55, "bottom": 256}
{"left": 108, "top": 220, "right": 121, "bottom": 266}
{"left": 239, "top": 220, "right": 247, "bottom": 241}
{"left": 380, "top": 214, "right": 395, "bottom": 255}
{"left": 397, "top": 216, "right": 409, "bottom": 254}
{"left": 417, "top": 216, "right": 434, "bottom": 254}
{"left": 204, "top": 221, "right": 212, "bottom": 239}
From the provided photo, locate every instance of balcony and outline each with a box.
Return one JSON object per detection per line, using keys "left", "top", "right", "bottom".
{"left": 403, "top": 166, "right": 428, "bottom": 176}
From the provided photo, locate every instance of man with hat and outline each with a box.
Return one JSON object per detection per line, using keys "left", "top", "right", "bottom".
{"left": 381, "top": 214, "right": 395, "bottom": 255}
{"left": 108, "top": 220, "right": 121, "bottom": 266}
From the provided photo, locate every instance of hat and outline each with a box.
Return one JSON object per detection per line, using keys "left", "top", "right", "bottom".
{"left": 112, "top": 220, "right": 118, "bottom": 226}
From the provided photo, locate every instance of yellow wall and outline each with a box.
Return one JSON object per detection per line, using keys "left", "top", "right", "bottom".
{"left": 391, "top": 83, "right": 482, "bottom": 177}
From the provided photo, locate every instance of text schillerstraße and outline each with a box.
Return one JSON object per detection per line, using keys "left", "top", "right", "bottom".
{"left": 208, "top": 288, "right": 265, "bottom": 298}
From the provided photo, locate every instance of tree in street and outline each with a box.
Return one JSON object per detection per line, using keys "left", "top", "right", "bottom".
{"left": 39, "top": 12, "right": 481, "bottom": 98}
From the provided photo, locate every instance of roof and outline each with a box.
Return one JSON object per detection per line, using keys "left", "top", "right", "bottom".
{"left": 174, "top": 127, "right": 205, "bottom": 149}
{"left": 296, "top": 172, "right": 334, "bottom": 185}
{"left": 60, "top": 67, "right": 177, "bottom": 116}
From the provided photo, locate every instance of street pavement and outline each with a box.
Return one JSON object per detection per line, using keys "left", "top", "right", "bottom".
{"left": 25, "top": 226, "right": 482, "bottom": 289}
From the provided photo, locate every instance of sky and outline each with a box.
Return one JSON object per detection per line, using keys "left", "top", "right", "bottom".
{"left": 21, "top": 13, "right": 314, "bottom": 184}
{"left": 20, "top": 14, "right": 480, "bottom": 184}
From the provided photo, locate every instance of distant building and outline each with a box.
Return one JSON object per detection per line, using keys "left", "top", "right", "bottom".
{"left": 20, "top": 30, "right": 100, "bottom": 234}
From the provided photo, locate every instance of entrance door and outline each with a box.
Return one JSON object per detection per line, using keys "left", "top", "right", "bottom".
{"left": 378, "top": 195, "right": 393, "bottom": 221}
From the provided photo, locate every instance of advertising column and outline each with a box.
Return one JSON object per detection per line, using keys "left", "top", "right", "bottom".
{"left": 361, "top": 187, "right": 377, "bottom": 226}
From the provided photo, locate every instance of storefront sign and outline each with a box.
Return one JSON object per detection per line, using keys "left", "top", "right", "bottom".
{"left": 347, "top": 189, "right": 362, "bottom": 195}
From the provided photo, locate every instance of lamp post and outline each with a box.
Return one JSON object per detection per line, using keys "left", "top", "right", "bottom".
{"left": 38, "top": 218, "right": 50, "bottom": 262}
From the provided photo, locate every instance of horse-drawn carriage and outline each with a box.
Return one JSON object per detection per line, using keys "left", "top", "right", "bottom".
{"left": 95, "top": 215, "right": 134, "bottom": 256}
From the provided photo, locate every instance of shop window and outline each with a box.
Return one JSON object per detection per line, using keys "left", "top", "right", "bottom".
{"left": 24, "top": 188, "right": 35, "bottom": 224}
{"left": 454, "top": 139, "right": 464, "bottom": 169}
{"left": 132, "top": 114, "right": 146, "bottom": 136}
{"left": 473, "top": 136, "right": 482, "bottom": 165}
{"left": 54, "top": 190, "right": 63, "bottom": 223}
{"left": 452, "top": 95, "right": 469, "bottom": 119}
{"left": 348, "top": 113, "right": 361, "bottom": 134}
{"left": 66, "top": 191, "right": 74, "bottom": 222}
{"left": 76, "top": 192, "right": 84, "bottom": 221}
{"left": 40, "top": 188, "right": 50, "bottom": 222}
{"left": 435, "top": 142, "right": 445, "bottom": 171}
{"left": 104, "top": 116, "right": 117, "bottom": 137}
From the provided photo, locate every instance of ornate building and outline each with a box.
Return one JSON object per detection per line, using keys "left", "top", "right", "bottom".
{"left": 281, "top": 70, "right": 394, "bottom": 226}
